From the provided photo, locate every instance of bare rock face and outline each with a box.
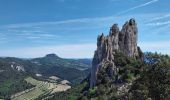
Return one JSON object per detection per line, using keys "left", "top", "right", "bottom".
{"left": 90, "top": 19, "right": 140, "bottom": 88}
{"left": 119, "top": 18, "right": 138, "bottom": 57}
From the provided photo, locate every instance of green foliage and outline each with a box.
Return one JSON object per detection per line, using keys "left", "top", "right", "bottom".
{"left": 0, "top": 59, "right": 34, "bottom": 99}
{"left": 114, "top": 52, "right": 128, "bottom": 66}
{"left": 114, "top": 52, "right": 144, "bottom": 83}
{"left": 67, "top": 95, "right": 77, "bottom": 100}
{"left": 0, "top": 78, "right": 34, "bottom": 99}
{"left": 124, "top": 73, "right": 134, "bottom": 83}
{"left": 129, "top": 53, "right": 170, "bottom": 100}
{"left": 89, "top": 87, "right": 97, "bottom": 96}
{"left": 81, "top": 96, "right": 88, "bottom": 100}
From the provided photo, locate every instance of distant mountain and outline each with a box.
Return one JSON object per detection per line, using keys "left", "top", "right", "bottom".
{"left": 0, "top": 54, "right": 91, "bottom": 99}
{"left": 32, "top": 54, "right": 91, "bottom": 71}
{"left": 0, "top": 54, "right": 92, "bottom": 83}
{"left": 29, "top": 54, "right": 91, "bottom": 83}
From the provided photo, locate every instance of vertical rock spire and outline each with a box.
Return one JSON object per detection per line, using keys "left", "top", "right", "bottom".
{"left": 90, "top": 18, "right": 140, "bottom": 88}
{"left": 119, "top": 18, "right": 138, "bottom": 57}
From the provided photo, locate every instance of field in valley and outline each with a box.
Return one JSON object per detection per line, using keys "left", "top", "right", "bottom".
{"left": 11, "top": 77, "right": 71, "bottom": 100}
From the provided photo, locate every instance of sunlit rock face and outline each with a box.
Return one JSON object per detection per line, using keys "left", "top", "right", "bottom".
{"left": 119, "top": 19, "right": 138, "bottom": 58}
{"left": 90, "top": 18, "right": 139, "bottom": 88}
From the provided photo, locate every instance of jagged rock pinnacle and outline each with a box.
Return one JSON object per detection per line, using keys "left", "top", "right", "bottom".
{"left": 90, "top": 18, "right": 140, "bottom": 88}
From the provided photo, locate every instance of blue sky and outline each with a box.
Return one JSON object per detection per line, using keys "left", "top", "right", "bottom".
{"left": 0, "top": 0, "right": 170, "bottom": 58}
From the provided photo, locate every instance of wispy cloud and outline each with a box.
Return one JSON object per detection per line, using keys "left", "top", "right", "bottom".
{"left": 0, "top": 0, "right": 169, "bottom": 58}
{"left": 146, "top": 21, "right": 170, "bottom": 26}
{"left": 145, "top": 13, "right": 170, "bottom": 27}
{"left": 0, "top": 37, "right": 7, "bottom": 40}
{"left": 117, "top": 0, "right": 159, "bottom": 15}
{"left": 5, "top": 29, "right": 60, "bottom": 40}
{"left": 25, "top": 33, "right": 59, "bottom": 40}
{"left": 1, "top": 12, "right": 170, "bottom": 57}
{"left": 147, "top": 14, "right": 170, "bottom": 22}
{"left": 139, "top": 41, "right": 170, "bottom": 55}
{"left": 0, "top": 43, "right": 96, "bottom": 58}
{"left": 26, "top": 36, "right": 41, "bottom": 39}
{"left": 0, "top": 17, "right": 115, "bottom": 29}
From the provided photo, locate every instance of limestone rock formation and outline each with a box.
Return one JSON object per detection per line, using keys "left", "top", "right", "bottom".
{"left": 119, "top": 19, "right": 138, "bottom": 57}
{"left": 90, "top": 18, "right": 140, "bottom": 88}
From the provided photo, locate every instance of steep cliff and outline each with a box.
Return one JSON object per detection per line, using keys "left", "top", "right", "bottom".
{"left": 90, "top": 18, "right": 141, "bottom": 88}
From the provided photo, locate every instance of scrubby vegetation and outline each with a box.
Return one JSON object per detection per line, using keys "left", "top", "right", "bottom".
{"left": 129, "top": 52, "right": 170, "bottom": 100}
{"left": 0, "top": 60, "right": 34, "bottom": 99}
{"left": 79, "top": 52, "right": 144, "bottom": 99}
{"left": 48, "top": 52, "right": 170, "bottom": 100}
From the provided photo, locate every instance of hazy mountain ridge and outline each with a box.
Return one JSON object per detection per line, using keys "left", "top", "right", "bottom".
{"left": 0, "top": 54, "right": 91, "bottom": 99}
{"left": 0, "top": 54, "right": 92, "bottom": 83}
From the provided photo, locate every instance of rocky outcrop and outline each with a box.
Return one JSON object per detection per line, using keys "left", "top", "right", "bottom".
{"left": 119, "top": 19, "right": 138, "bottom": 57}
{"left": 90, "top": 18, "right": 140, "bottom": 88}
{"left": 11, "top": 62, "right": 25, "bottom": 72}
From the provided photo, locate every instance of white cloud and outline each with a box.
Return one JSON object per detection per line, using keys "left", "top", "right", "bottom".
{"left": 1, "top": 11, "right": 170, "bottom": 58}
{"left": 0, "top": 0, "right": 159, "bottom": 29}
{"left": 117, "top": 0, "right": 159, "bottom": 15}
{"left": 0, "top": 17, "right": 115, "bottom": 29}
{"left": 146, "top": 21, "right": 170, "bottom": 26}
{"left": 26, "top": 36, "right": 41, "bottom": 39}
{"left": 0, "top": 44, "right": 96, "bottom": 58}
{"left": 10, "top": 30, "right": 59, "bottom": 40}
{"left": 0, "top": 13, "right": 163, "bottom": 31}
{"left": 139, "top": 41, "right": 170, "bottom": 55}
{"left": 147, "top": 14, "right": 170, "bottom": 22}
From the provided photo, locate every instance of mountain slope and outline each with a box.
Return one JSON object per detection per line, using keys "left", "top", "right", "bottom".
{"left": 0, "top": 54, "right": 91, "bottom": 99}
{"left": 0, "top": 54, "right": 91, "bottom": 83}
{"left": 28, "top": 54, "right": 91, "bottom": 83}
{"left": 0, "top": 58, "right": 34, "bottom": 99}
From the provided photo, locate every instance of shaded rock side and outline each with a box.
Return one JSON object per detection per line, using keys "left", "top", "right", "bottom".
{"left": 90, "top": 18, "right": 140, "bottom": 88}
